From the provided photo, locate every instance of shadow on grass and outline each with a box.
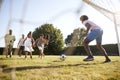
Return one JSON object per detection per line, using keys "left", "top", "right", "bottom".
{"left": 0, "top": 65, "right": 8, "bottom": 68}
{"left": 53, "top": 60, "right": 64, "bottom": 62}
{"left": 1, "top": 61, "right": 109, "bottom": 73}
{"left": 1, "top": 60, "right": 118, "bottom": 73}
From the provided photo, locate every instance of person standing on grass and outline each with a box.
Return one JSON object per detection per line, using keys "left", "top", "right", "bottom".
{"left": 4, "top": 29, "right": 16, "bottom": 58}
{"left": 17, "top": 34, "right": 25, "bottom": 57}
{"left": 80, "top": 15, "right": 111, "bottom": 62}
{"left": 23, "top": 31, "right": 35, "bottom": 59}
{"left": 35, "top": 34, "right": 49, "bottom": 59}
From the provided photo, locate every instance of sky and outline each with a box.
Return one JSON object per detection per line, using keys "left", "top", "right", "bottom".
{"left": 0, "top": 0, "right": 120, "bottom": 47}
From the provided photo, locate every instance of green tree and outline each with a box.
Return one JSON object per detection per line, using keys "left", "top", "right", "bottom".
{"left": 65, "top": 27, "right": 85, "bottom": 46}
{"left": 77, "top": 28, "right": 86, "bottom": 45}
{"left": 33, "top": 23, "right": 64, "bottom": 55}
{"left": 65, "top": 33, "right": 73, "bottom": 46}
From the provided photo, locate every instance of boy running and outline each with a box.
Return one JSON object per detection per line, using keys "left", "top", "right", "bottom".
{"left": 35, "top": 34, "right": 49, "bottom": 59}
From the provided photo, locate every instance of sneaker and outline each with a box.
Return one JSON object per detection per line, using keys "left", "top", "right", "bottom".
{"left": 83, "top": 56, "right": 94, "bottom": 61}
{"left": 103, "top": 59, "right": 111, "bottom": 63}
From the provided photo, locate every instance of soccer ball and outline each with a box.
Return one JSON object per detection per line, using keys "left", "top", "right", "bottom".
{"left": 60, "top": 54, "right": 66, "bottom": 61}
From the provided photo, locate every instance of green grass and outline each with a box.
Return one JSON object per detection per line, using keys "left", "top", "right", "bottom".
{"left": 0, "top": 55, "right": 120, "bottom": 80}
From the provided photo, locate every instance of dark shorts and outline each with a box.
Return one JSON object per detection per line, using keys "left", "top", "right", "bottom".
{"left": 19, "top": 46, "right": 25, "bottom": 50}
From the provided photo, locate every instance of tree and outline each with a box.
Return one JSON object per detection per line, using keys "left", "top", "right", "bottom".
{"left": 32, "top": 23, "right": 64, "bottom": 55}
{"left": 65, "top": 27, "right": 86, "bottom": 46}
{"left": 77, "top": 28, "right": 86, "bottom": 45}
{"left": 65, "top": 33, "right": 73, "bottom": 46}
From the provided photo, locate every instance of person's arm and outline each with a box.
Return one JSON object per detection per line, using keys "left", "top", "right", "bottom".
{"left": 45, "top": 39, "right": 49, "bottom": 45}
{"left": 12, "top": 35, "right": 16, "bottom": 41}
{"left": 45, "top": 35, "right": 50, "bottom": 45}
{"left": 34, "top": 39, "right": 38, "bottom": 47}
{"left": 23, "top": 37, "right": 27, "bottom": 44}
{"left": 82, "top": 23, "right": 91, "bottom": 37}
{"left": 17, "top": 39, "right": 21, "bottom": 48}
{"left": 32, "top": 38, "right": 35, "bottom": 47}
{"left": 43, "top": 37, "right": 49, "bottom": 45}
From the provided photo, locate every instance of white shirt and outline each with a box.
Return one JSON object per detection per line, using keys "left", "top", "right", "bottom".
{"left": 24, "top": 38, "right": 32, "bottom": 47}
{"left": 83, "top": 20, "right": 101, "bottom": 30}
{"left": 24, "top": 37, "right": 34, "bottom": 52}
{"left": 18, "top": 38, "right": 24, "bottom": 47}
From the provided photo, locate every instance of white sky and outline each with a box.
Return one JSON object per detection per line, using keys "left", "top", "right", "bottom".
{"left": 0, "top": 0, "right": 120, "bottom": 47}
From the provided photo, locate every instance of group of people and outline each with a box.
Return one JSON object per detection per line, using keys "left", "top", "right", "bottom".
{"left": 4, "top": 30, "right": 49, "bottom": 59}
{"left": 4, "top": 15, "right": 111, "bottom": 62}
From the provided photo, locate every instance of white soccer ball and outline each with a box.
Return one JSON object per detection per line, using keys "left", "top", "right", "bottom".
{"left": 60, "top": 54, "right": 66, "bottom": 61}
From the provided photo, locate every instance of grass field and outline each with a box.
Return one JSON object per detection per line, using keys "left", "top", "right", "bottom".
{"left": 0, "top": 55, "right": 120, "bottom": 80}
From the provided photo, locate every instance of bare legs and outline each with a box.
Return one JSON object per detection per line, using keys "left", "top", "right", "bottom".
{"left": 83, "top": 39, "right": 93, "bottom": 56}
{"left": 96, "top": 43, "right": 111, "bottom": 61}
{"left": 83, "top": 38, "right": 111, "bottom": 62}
{"left": 25, "top": 51, "right": 32, "bottom": 59}
{"left": 39, "top": 50, "right": 44, "bottom": 59}
{"left": 83, "top": 39, "right": 94, "bottom": 61}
